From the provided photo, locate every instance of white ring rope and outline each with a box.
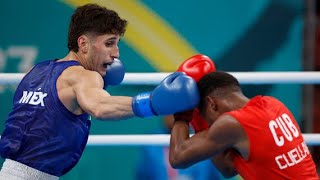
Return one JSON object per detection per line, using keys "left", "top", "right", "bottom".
{"left": 1, "top": 71, "right": 320, "bottom": 85}
{"left": 0, "top": 134, "right": 319, "bottom": 146}
{"left": 86, "top": 134, "right": 320, "bottom": 146}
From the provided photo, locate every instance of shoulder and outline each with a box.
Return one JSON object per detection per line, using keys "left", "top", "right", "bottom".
{"left": 62, "top": 66, "right": 104, "bottom": 88}
{"left": 207, "top": 114, "right": 244, "bottom": 146}
{"left": 63, "top": 66, "right": 101, "bottom": 80}
{"left": 211, "top": 114, "right": 241, "bottom": 132}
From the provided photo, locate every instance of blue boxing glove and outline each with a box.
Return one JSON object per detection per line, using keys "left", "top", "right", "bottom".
{"left": 104, "top": 58, "right": 125, "bottom": 88}
{"left": 132, "top": 72, "right": 199, "bottom": 118}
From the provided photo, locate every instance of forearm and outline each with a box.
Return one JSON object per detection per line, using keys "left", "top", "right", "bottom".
{"left": 94, "top": 96, "right": 135, "bottom": 121}
{"left": 79, "top": 88, "right": 135, "bottom": 120}
{"left": 169, "top": 120, "right": 191, "bottom": 168}
{"left": 170, "top": 121, "right": 190, "bottom": 146}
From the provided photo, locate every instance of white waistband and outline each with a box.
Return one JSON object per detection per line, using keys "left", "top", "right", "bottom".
{"left": 0, "top": 159, "right": 59, "bottom": 180}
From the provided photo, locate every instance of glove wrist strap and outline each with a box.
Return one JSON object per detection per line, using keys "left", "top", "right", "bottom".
{"left": 132, "top": 92, "right": 156, "bottom": 118}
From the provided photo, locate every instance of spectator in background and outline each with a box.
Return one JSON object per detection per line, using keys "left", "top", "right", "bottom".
{"left": 135, "top": 115, "right": 222, "bottom": 180}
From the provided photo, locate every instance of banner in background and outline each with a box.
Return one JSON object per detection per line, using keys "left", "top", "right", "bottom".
{"left": 0, "top": 0, "right": 304, "bottom": 179}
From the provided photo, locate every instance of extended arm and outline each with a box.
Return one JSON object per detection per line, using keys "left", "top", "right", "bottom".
{"left": 169, "top": 115, "right": 243, "bottom": 169}
{"left": 72, "top": 68, "right": 200, "bottom": 120}
{"left": 74, "top": 69, "right": 134, "bottom": 120}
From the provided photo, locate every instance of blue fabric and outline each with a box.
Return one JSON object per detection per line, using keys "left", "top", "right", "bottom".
{"left": 135, "top": 128, "right": 222, "bottom": 180}
{"left": 0, "top": 60, "right": 91, "bottom": 176}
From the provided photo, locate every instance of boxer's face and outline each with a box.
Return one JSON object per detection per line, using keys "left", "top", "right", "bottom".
{"left": 202, "top": 95, "right": 219, "bottom": 126}
{"left": 203, "top": 95, "right": 231, "bottom": 126}
{"left": 86, "top": 34, "right": 120, "bottom": 76}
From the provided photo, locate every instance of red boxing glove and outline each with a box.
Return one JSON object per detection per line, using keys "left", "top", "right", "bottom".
{"left": 176, "top": 54, "right": 214, "bottom": 132}
{"left": 190, "top": 108, "right": 209, "bottom": 133}
{"left": 177, "top": 54, "right": 216, "bottom": 82}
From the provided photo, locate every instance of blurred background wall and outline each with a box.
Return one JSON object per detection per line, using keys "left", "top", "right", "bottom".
{"left": 0, "top": 0, "right": 318, "bottom": 179}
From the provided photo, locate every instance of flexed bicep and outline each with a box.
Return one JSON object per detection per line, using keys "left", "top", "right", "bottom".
{"left": 73, "top": 70, "right": 106, "bottom": 112}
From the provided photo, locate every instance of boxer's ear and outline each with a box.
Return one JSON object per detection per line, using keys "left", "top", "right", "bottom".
{"left": 206, "top": 95, "right": 217, "bottom": 112}
{"left": 78, "top": 35, "right": 89, "bottom": 53}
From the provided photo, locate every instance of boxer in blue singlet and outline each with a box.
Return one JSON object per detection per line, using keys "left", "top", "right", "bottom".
{"left": 0, "top": 61, "right": 90, "bottom": 179}
{"left": 0, "top": 3, "right": 201, "bottom": 179}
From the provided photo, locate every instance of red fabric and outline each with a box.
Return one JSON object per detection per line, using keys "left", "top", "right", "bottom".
{"left": 189, "top": 108, "right": 209, "bottom": 132}
{"left": 226, "top": 96, "right": 319, "bottom": 180}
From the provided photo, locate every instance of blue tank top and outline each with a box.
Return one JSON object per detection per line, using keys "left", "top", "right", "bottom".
{"left": 0, "top": 60, "right": 91, "bottom": 176}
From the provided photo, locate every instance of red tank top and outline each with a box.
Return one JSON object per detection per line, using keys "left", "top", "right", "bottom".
{"left": 226, "top": 96, "right": 319, "bottom": 180}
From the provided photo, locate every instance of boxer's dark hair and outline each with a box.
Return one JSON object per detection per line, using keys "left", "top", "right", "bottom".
{"left": 67, "top": 3, "right": 128, "bottom": 52}
{"left": 197, "top": 71, "right": 241, "bottom": 113}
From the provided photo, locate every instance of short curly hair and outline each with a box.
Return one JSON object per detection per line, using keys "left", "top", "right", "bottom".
{"left": 197, "top": 71, "right": 241, "bottom": 113}
{"left": 67, "top": 3, "right": 128, "bottom": 52}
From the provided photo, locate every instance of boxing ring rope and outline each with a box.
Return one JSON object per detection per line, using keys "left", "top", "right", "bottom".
{"left": 0, "top": 72, "right": 320, "bottom": 146}
{"left": 1, "top": 71, "right": 320, "bottom": 85}
{"left": 86, "top": 134, "right": 320, "bottom": 146}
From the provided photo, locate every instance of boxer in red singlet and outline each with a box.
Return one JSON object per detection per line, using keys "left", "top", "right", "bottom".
{"left": 169, "top": 71, "right": 319, "bottom": 180}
